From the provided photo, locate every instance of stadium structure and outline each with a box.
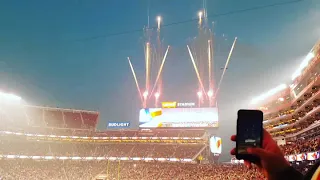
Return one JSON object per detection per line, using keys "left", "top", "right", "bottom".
{"left": 246, "top": 40, "right": 320, "bottom": 166}
{"left": 0, "top": 93, "right": 221, "bottom": 179}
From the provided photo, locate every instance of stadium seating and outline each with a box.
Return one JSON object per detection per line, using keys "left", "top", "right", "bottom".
{"left": 0, "top": 160, "right": 265, "bottom": 180}
{"left": 0, "top": 105, "right": 99, "bottom": 132}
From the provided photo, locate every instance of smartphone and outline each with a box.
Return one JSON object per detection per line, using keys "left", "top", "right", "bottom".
{"left": 236, "top": 109, "right": 263, "bottom": 163}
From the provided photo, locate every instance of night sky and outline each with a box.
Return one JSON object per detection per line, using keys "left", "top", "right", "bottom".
{"left": 0, "top": 0, "right": 319, "bottom": 161}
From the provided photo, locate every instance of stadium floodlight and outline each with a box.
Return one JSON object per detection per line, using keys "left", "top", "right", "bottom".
{"left": 0, "top": 91, "right": 22, "bottom": 103}
{"left": 291, "top": 52, "right": 315, "bottom": 80}
{"left": 251, "top": 84, "right": 287, "bottom": 105}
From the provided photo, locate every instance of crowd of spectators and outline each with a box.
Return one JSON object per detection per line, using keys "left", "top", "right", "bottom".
{"left": 280, "top": 136, "right": 320, "bottom": 155}
{"left": 0, "top": 160, "right": 265, "bottom": 180}
{"left": 0, "top": 125, "right": 205, "bottom": 138}
{"left": 0, "top": 137, "right": 204, "bottom": 158}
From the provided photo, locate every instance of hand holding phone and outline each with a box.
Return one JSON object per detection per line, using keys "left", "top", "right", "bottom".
{"left": 236, "top": 109, "right": 263, "bottom": 163}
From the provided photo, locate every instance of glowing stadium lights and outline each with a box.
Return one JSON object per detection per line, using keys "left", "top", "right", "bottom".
{"left": 207, "top": 90, "right": 213, "bottom": 97}
{"left": 291, "top": 52, "right": 315, "bottom": 80}
{"left": 0, "top": 91, "right": 22, "bottom": 103}
{"left": 251, "top": 84, "right": 287, "bottom": 105}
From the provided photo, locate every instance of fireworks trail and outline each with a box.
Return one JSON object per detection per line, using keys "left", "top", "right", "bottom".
{"left": 127, "top": 57, "right": 144, "bottom": 106}
{"left": 198, "top": 11, "right": 203, "bottom": 27}
{"left": 209, "top": 30, "right": 215, "bottom": 90}
{"left": 187, "top": 45, "right": 206, "bottom": 96}
{"left": 145, "top": 42, "right": 151, "bottom": 93}
{"left": 208, "top": 40, "right": 212, "bottom": 90}
{"left": 150, "top": 45, "right": 170, "bottom": 96}
{"left": 157, "top": 16, "right": 161, "bottom": 31}
{"left": 215, "top": 37, "right": 237, "bottom": 98}
{"left": 156, "top": 16, "right": 163, "bottom": 102}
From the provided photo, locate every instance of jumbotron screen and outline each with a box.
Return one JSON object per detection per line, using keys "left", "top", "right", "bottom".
{"left": 139, "top": 108, "right": 219, "bottom": 128}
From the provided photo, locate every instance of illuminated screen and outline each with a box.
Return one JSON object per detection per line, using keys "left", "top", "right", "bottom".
{"left": 210, "top": 136, "right": 222, "bottom": 154}
{"left": 139, "top": 108, "right": 218, "bottom": 128}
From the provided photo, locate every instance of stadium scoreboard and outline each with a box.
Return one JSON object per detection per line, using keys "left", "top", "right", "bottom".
{"left": 139, "top": 101, "right": 219, "bottom": 128}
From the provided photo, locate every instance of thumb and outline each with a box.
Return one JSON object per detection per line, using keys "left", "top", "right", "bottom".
{"left": 247, "top": 148, "right": 269, "bottom": 159}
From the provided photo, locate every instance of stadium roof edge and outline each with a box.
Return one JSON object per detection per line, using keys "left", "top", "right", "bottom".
{"left": 24, "top": 105, "right": 99, "bottom": 114}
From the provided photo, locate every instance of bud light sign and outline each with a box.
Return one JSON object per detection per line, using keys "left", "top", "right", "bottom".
{"left": 107, "top": 122, "right": 130, "bottom": 128}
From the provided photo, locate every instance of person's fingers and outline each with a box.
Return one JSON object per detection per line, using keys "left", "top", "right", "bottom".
{"left": 262, "top": 129, "right": 276, "bottom": 148}
{"left": 253, "top": 162, "right": 262, "bottom": 171}
{"left": 230, "top": 135, "right": 236, "bottom": 141}
{"left": 230, "top": 148, "right": 236, "bottom": 155}
{"left": 247, "top": 148, "right": 269, "bottom": 159}
{"left": 244, "top": 161, "right": 252, "bottom": 169}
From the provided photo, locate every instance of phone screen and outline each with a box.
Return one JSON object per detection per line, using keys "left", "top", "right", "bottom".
{"left": 236, "top": 110, "right": 263, "bottom": 157}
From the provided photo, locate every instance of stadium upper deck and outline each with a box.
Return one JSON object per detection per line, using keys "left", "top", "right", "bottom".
{"left": 0, "top": 102, "right": 99, "bottom": 131}
{"left": 251, "top": 40, "right": 320, "bottom": 139}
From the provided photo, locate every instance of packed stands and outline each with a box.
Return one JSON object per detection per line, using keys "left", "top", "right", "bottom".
{"left": 0, "top": 160, "right": 265, "bottom": 180}
{"left": 251, "top": 40, "right": 320, "bottom": 167}
{"left": 0, "top": 104, "right": 99, "bottom": 131}
{"left": 280, "top": 136, "right": 319, "bottom": 155}
{"left": 252, "top": 40, "right": 320, "bottom": 137}
{"left": 0, "top": 139, "right": 205, "bottom": 159}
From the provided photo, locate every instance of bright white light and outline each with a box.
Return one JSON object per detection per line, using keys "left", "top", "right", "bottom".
{"left": 251, "top": 84, "right": 287, "bottom": 105}
{"left": 197, "top": 91, "right": 202, "bottom": 98}
{"left": 0, "top": 91, "right": 22, "bottom": 102}
{"left": 154, "top": 92, "right": 160, "bottom": 99}
{"left": 143, "top": 91, "right": 148, "bottom": 98}
{"left": 278, "top": 97, "right": 284, "bottom": 102}
{"left": 291, "top": 52, "right": 315, "bottom": 80}
{"left": 207, "top": 90, "right": 213, "bottom": 97}
{"left": 157, "top": 16, "right": 161, "bottom": 23}
{"left": 198, "top": 11, "right": 203, "bottom": 19}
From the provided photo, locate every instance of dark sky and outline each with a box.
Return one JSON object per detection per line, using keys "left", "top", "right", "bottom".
{"left": 0, "top": 0, "right": 319, "bottom": 161}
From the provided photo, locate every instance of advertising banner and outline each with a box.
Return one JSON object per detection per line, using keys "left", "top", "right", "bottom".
{"left": 288, "top": 155, "right": 297, "bottom": 162}
{"left": 296, "top": 153, "right": 307, "bottom": 161}
{"left": 107, "top": 122, "right": 130, "bottom": 128}
{"left": 307, "top": 152, "right": 320, "bottom": 161}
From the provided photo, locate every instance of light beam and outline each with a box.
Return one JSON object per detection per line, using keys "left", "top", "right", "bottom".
{"left": 150, "top": 45, "right": 170, "bottom": 96}
{"left": 215, "top": 37, "right": 237, "bottom": 98}
{"left": 128, "top": 57, "right": 144, "bottom": 106}
{"left": 187, "top": 45, "right": 206, "bottom": 96}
